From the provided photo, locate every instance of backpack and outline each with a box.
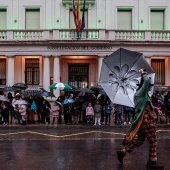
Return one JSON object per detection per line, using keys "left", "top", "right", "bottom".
{"left": 31, "top": 100, "right": 37, "bottom": 111}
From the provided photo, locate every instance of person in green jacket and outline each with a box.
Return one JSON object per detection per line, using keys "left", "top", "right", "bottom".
{"left": 116, "top": 68, "right": 164, "bottom": 169}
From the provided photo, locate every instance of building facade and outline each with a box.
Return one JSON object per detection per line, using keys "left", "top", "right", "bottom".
{"left": 0, "top": 0, "right": 170, "bottom": 96}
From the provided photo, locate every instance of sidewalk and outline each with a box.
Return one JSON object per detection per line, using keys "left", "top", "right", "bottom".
{"left": 0, "top": 122, "right": 168, "bottom": 130}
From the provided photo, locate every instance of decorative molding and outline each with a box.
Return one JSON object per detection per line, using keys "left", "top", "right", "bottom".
{"left": 62, "top": 0, "right": 95, "bottom": 9}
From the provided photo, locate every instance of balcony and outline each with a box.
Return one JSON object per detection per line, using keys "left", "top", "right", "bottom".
{"left": 0, "top": 29, "right": 170, "bottom": 42}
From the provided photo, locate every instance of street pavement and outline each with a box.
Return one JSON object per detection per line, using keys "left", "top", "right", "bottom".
{"left": 0, "top": 124, "right": 169, "bottom": 170}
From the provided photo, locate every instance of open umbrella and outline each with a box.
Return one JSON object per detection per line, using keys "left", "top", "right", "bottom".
{"left": 14, "top": 99, "right": 29, "bottom": 105}
{"left": 0, "top": 95, "right": 9, "bottom": 102}
{"left": 24, "top": 87, "right": 43, "bottom": 94}
{"left": 49, "top": 83, "right": 72, "bottom": 91}
{"left": 76, "top": 88, "right": 94, "bottom": 94}
{"left": 12, "top": 83, "right": 28, "bottom": 90}
{"left": 40, "top": 91, "right": 55, "bottom": 97}
{"left": 3, "top": 86, "right": 18, "bottom": 92}
{"left": 99, "top": 48, "right": 155, "bottom": 107}
{"left": 62, "top": 98, "right": 75, "bottom": 105}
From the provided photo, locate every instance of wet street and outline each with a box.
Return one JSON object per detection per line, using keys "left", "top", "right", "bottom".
{"left": 0, "top": 126, "right": 169, "bottom": 170}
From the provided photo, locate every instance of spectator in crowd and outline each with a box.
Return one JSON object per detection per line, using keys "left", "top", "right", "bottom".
{"left": 164, "top": 98, "right": 170, "bottom": 124}
{"left": 19, "top": 103, "right": 27, "bottom": 125}
{"left": 123, "top": 106, "right": 133, "bottom": 125}
{"left": 94, "top": 100, "right": 102, "bottom": 125}
{"left": 103, "top": 100, "right": 112, "bottom": 126}
{"left": 155, "top": 96, "right": 163, "bottom": 124}
{"left": 1, "top": 101, "right": 9, "bottom": 125}
{"left": 72, "top": 105, "right": 80, "bottom": 125}
{"left": 51, "top": 102, "right": 60, "bottom": 125}
{"left": 115, "top": 104, "right": 124, "bottom": 125}
{"left": 12, "top": 93, "right": 22, "bottom": 124}
{"left": 86, "top": 102, "right": 94, "bottom": 126}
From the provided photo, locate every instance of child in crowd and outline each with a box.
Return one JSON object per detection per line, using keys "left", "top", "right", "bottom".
{"left": 51, "top": 102, "right": 61, "bottom": 125}
{"left": 86, "top": 102, "right": 94, "bottom": 126}
{"left": 72, "top": 105, "right": 80, "bottom": 125}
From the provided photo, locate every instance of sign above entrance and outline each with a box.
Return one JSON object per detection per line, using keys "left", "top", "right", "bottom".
{"left": 47, "top": 45, "right": 112, "bottom": 51}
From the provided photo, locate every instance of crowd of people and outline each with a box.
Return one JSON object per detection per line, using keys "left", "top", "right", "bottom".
{"left": 0, "top": 89, "right": 169, "bottom": 126}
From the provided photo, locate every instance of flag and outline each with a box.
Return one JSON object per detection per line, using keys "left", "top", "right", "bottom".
{"left": 76, "top": 0, "right": 82, "bottom": 31}
{"left": 81, "top": 0, "right": 86, "bottom": 31}
{"left": 72, "top": 0, "right": 77, "bottom": 28}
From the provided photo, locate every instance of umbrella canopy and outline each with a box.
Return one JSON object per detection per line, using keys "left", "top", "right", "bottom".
{"left": 24, "top": 87, "right": 43, "bottom": 94}
{"left": 40, "top": 91, "right": 55, "bottom": 97}
{"left": 62, "top": 98, "right": 75, "bottom": 105}
{"left": 12, "top": 83, "right": 28, "bottom": 90}
{"left": 99, "top": 89, "right": 107, "bottom": 96}
{"left": 0, "top": 95, "right": 9, "bottom": 102}
{"left": 14, "top": 99, "right": 29, "bottom": 105}
{"left": 99, "top": 48, "right": 155, "bottom": 107}
{"left": 3, "top": 86, "right": 18, "bottom": 92}
{"left": 49, "top": 83, "right": 72, "bottom": 91}
{"left": 76, "top": 88, "right": 94, "bottom": 94}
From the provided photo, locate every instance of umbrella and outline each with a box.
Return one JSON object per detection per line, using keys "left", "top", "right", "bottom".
{"left": 14, "top": 99, "right": 29, "bottom": 105}
{"left": 12, "top": 83, "right": 28, "bottom": 90}
{"left": 90, "top": 85, "right": 103, "bottom": 90}
{"left": 99, "top": 89, "right": 107, "bottom": 96}
{"left": 76, "top": 88, "right": 94, "bottom": 94}
{"left": 99, "top": 48, "right": 155, "bottom": 107}
{"left": 40, "top": 91, "right": 55, "bottom": 97}
{"left": 3, "top": 86, "right": 18, "bottom": 92}
{"left": 24, "top": 87, "right": 43, "bottom": 94}
{"left": 0, "top": 95, "right": 9, "bottom": 102}
{"left": 49, "top": 83, "right": 72, "bottom": 91}
{"left": 62, "top": 98, "right": 75, "bottom": 105}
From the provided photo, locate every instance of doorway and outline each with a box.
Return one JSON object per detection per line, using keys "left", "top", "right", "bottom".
{"left": 68, "top": 65, "right": 89, "bottom": 88}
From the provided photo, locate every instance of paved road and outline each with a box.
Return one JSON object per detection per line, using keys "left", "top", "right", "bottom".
{"left": 0, "top": 126, "right": 169, "bottom": 170}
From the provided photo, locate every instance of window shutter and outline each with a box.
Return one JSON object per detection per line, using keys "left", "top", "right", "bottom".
{"left": 151, "top": 11, "right": 164, "bottom": 30}
{"left": 117, "top": 10, "right": 132, "bottom": 30}
{"left": 0, "top": 10, "right": 6, "bottom": 29}
{"left": 25, "top": 9, "right": 40, "bottom": 29}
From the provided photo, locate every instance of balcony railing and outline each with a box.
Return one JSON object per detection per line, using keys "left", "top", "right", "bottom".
{"left": 0, "top": 29, "right": 170, "bottom": 41}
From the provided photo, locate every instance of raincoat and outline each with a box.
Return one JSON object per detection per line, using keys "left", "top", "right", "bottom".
{"left": 123, "top": 74, "right": 156, "bottom": 145}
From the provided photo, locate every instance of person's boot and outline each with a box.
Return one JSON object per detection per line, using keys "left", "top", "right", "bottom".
{"left": 51, "top": 117, "right": 55, "bottom": 125}
{"left": 116, "top": 150, "right": 126, "bottom": 165}
{"left": 146, "top": 161, "right": 164, "bottom": 169}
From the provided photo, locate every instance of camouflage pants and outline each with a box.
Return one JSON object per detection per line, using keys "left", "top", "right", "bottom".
{"left": 125, "top": 122, "right": 157, "bottom": 162}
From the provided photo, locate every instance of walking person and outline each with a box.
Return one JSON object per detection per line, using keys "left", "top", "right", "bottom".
{"left": 116, "top": 68, "right": 164, "bottom": 169}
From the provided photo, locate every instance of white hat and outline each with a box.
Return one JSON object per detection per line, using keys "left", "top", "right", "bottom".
{"left": 15, "top": 93, "right": 21, "bottom": 97}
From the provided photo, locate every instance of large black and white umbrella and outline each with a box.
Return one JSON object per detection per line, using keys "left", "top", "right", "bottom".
{"left": 99, "top": 48, "right": 155, "bottom": 107}
{"left": 24, "top": 87, "right": 43, "bottom": 95}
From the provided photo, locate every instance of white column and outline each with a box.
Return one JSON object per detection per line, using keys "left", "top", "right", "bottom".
{"left": 53, "top": 55, "right": 60, "bottom": 97}
{"left": 43, "top": 55, "right": 50, "bottom": 91}
{"left": 7, "top": 55, "right": 15, "bottom": 86}
{"left": 98, "top": 56, "right": 104, "bottom": 82}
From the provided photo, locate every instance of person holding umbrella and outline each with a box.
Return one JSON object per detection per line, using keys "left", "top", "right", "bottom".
{"left": 116, "top": 68, "right": 164, "bottom": 169}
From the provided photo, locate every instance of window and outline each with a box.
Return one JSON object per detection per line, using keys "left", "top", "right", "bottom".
{"left": 151, "top": 59, "right": 165, "bottom": 85}
{"left": 0, "top": 59, "right": 6, "bottom": 85}
{"left": 150, "top": 10, "right": 164, "bottom": 30}
{"left": 68, "top": 65, "right": 88, "bottom": 88}
{"left": 117, "top": 9, "right": 132, "bottom": 30}
{"left": 25, "top": 59, "right": 40, "bottom": 85}
{"left": 25, "top": 9, "right": 40, "bottom": 29}
{"left": 0, "top": 9, "right": 7, "bottom": 29}
{"left": 69, "top": 10, "right": 88, "bottom": 29}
